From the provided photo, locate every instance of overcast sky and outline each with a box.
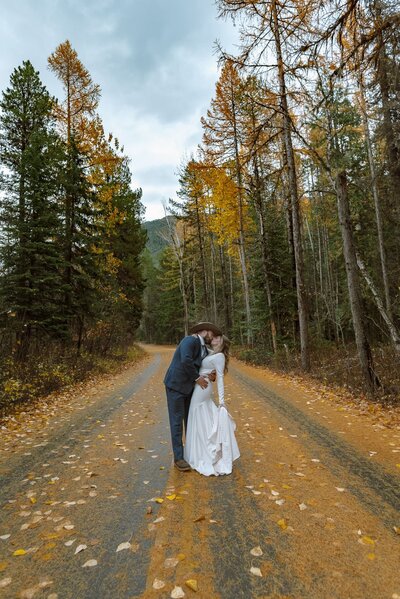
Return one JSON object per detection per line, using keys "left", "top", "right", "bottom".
{"left": 0, "top": 0, "right": 238, "bottom": 221}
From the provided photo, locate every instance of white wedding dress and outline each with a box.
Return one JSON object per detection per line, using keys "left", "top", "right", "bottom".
{"left": 184, "top": 351, "right": 240, "bottom": 476}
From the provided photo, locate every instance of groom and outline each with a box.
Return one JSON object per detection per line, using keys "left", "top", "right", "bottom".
{"left": 164, "top": 321, "right": 222, "bottom": 471}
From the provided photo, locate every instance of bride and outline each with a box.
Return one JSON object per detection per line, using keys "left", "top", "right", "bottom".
{"left": 184, "top": 334, "right": 240, "bottom": 476}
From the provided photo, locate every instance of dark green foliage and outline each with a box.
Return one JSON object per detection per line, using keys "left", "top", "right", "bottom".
{"left": 0, "top": 61, "right": 67, "bottom": 355}
{"left": 0, "top": 60, "right": 146, "bottom": 407}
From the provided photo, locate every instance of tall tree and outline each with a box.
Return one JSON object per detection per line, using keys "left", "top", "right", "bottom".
{"left": 217, "top": 0, "right": 311, "bottom": 369}
{"left": 0, "top": 61, "right": 65, "bottom": 357}
{"left": 201, "top": 61, "right": 253, "bottom": 344}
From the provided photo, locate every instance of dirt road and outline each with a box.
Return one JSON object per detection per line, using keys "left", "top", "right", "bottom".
{"left": 0, "top": 345, "right": 399, "bottom": 599}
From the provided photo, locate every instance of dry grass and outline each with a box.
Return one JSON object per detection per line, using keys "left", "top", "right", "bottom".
{"left": 235, "top": 343, "right": 400, "bottom": 406}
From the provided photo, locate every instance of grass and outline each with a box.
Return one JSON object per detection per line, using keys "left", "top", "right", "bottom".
{"left": 0, "top": 343, "right": 145, "bottom": 416}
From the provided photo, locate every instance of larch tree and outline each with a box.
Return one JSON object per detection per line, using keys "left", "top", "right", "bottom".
{"left": 216, "top": 0, "right": 312, "bottom": 369}
{"left": 201, "top": 61, "right": 253, "bottom": 344}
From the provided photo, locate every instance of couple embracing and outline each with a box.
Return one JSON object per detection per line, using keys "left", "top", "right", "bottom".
{"left": 164, "top": 321, "right": 240, "bottom": 475}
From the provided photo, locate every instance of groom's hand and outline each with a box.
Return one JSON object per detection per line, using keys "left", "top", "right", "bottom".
{"left": 208, "top": 370, "right": 216, "bottom": 382}
{"left": 196, "top": 376, "right": 209, "bottom": 389}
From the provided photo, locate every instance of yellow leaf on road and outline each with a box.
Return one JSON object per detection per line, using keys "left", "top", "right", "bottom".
{"left": 13, "top": 549, "right": 26, "bottom": 556}
{"left": 166, "top": 494, "right": 176, "bottom": 501}
{"left": 359, "top": 536, "right": 375, "bottom": 546}
{"left": 277, "top": 518, "right": 287, "bottom": 530}
{"left": 185, "top": 579, "right": 198, "bottom": 592}
{"left": 155, "top": 498, "right": 164, "bottom": 504}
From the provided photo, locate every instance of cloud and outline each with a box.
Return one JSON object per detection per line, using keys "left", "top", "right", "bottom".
{"left": 0, "top": 0, "right": 237, "bottom": 221}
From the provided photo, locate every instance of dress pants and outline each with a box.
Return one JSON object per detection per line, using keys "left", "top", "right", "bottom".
{"left": 165, "top": 386, "right": 192, "bottom": 461}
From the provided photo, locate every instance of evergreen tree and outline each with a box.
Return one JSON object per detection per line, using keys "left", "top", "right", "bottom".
{"left": 0, "top": 61, "right": 66, "bottom": 357}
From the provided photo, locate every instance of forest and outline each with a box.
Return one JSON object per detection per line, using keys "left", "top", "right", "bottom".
{"left": 140, "top": 0, "right": 400, "bottom": 399}
{"left": 0, "top": 41, "right": 146, "bottom": 409}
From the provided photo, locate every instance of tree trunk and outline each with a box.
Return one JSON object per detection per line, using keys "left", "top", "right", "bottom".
{"left": 250, "top": 100, "right": 278, "bottom": 353}
{"left": 336, "top": 171, "right": 380, "bottom": 393}
{"left": 194, "top": 196, "right": 210, "bottom": 318}
{"left": 229, "top": 77, "right": 252, "bottom": 345}
{"left": 356, "top": 253, "right": 400, "bottom": 354}
{"left": 358, "top": 73, "right": 392, "bottom": 320}
{"left": 271, "top": 0, "right": 309, "bottom": 370}
{"left": 219, "top": 244, "right": 232, "bottom": 334}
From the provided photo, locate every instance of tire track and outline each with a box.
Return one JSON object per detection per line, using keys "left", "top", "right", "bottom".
{"left": 0, "top": 355, "right": 161, "bottom": 505}
{"left": 232, "top": 368, "right": 400, "bottom": 528}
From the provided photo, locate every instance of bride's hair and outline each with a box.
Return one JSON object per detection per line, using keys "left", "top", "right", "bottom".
{"left": 216, "top": 335, "right": 231, "bottom": 373}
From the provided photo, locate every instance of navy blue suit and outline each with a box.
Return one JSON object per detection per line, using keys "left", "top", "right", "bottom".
{"left": 164, "top": 335, "right": 205, "bottom": 461}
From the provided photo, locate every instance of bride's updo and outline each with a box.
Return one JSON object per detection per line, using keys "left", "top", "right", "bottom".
{"left": 215, "top": 335, "right": 230, "bottom": 373}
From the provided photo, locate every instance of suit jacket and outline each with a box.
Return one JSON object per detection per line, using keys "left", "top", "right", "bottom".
{"left": 164, "top": 335, "right": 204, "bottom": 395}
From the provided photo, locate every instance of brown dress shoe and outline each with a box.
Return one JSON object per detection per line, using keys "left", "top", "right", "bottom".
{"left": 174, "top": 459, "right": 191, "bottom": 471}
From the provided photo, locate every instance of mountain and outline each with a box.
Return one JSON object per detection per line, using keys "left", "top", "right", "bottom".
{"left": 142, "top": 216, "right": 175, "bottom": 261}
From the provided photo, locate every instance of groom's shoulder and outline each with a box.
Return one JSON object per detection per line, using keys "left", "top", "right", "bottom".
{"left": 178, "top": 335, "right": 199, "bottom": 350}
{"left": 180, "top": 334, "right": 198, "bottom": 346}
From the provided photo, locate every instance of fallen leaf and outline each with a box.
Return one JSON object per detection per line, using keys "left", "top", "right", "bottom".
{"left": 155, "top": 498, "right": 164, "bottom": 504}
{"left": 0, "top": 535, "right": 10, "bottom": 540}
{"left": 358, "top": 536, "right": 375, "bottom": 546}
{"left": 82, "top": 559, "right": 97, "bottom": 567}
{"left": 299, "top": 503, "right": 307, "bottom": 511}
{"left": 116, "top": 542, "right": 131, "bottom": 552}
{"left": 250, "top": 546, "right": 263, "bottom": 556}
{"left": 164, "top": 557, "right": 179, "bottom": 568}
{"left": 367, "top": 553, "right": 375, "bottom": 560}
{"left": 185, "top": 579, "right": 198, "bottom": 592}
{"left": 277, "top": 518, "right": 288, "bottom": 530}
{"left": 12, "top": 549, "right": 26, "bottom": 556}
{"left": 193, "top": 515, "right": 206, "bottom": 523}
{"left": 74, "top": 544, "right": 87, "bottom": 554}
{"left": 335, "top": 487, "right": 345, "bottom": 492}
{"left": 166, "top": 494, "right": 176, "bottom": 501}
{"left": 171, "top": 586, "right": 185, "bottom": 598}
{"left": 0, "top": 578, "right": 12, "bottom": 588}
{"left": 250, "top": 566, "right": 263, "bottom": 577}
{"left": 153, "top": 578, "right": 165, "bottom": 590}
{"left": 146, "top": 506, "right": 153, "bottom": 515}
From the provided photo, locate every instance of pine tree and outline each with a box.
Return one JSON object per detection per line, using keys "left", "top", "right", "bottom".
{"left": 0, "top": 61, "right": 66, "bottom": 358}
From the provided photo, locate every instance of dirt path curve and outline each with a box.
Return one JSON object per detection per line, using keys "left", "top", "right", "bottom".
{"left": 0, "top": 345, "right": 399, "bottom": 599}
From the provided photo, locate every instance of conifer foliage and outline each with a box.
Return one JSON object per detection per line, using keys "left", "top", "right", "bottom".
{"left": 0, "top": 45, "right": 145, "bottom": 405}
